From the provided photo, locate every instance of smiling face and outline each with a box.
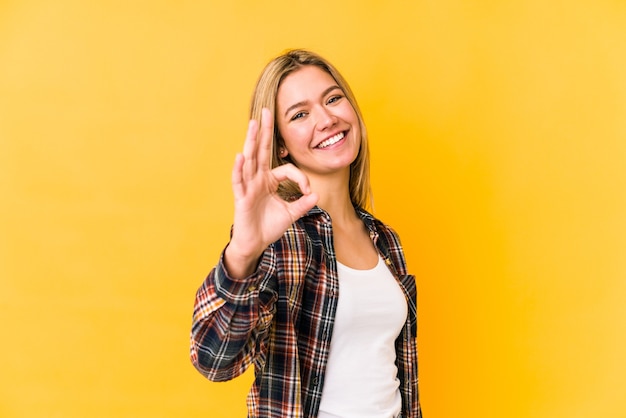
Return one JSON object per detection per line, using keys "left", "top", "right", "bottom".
{"left": 275, "top": 65, "right": 361, "bottom": 180}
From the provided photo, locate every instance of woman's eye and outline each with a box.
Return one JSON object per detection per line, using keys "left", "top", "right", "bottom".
{"left": 291, "top": 111, "right": 306, "bottom": 121}
{"left": 327, "top": 95, "right": 343, "bottom": 104}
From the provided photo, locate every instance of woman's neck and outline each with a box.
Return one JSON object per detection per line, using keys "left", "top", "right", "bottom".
{"left": 309, "top": 171, "right": 359, "bottom": 225}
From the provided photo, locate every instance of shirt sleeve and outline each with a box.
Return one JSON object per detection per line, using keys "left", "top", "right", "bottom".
{"left": 190, "top": 243, "right": 278, "bottom": 382}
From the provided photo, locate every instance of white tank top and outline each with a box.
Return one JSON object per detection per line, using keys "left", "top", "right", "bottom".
{"left": 318, "top": 255, "right": 408, "bottom": 418}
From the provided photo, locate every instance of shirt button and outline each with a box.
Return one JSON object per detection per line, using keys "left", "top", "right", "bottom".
{"left": 247, "top": 285, "right": 257, "bottom": 292}
{"left": 312, "top": 376, "right": 319, "bottom": 386}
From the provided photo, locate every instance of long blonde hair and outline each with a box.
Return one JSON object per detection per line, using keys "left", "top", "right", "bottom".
{"left": 250, "top": 49, "right": 372, "bottom": 209}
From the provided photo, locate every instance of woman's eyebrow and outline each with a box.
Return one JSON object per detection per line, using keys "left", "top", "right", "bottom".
{"left": 322, "top": 85, "right": 341, "bottom": 97}
{"left": 284, "top": 100, "right": 308, "bottom": 117}
{"left": 283, "top": 85, "right": 342, "bottom": 117}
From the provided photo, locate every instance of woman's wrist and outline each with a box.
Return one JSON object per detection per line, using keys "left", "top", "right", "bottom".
{"left": 223, "top": 241, "right": 263, "bottom": 280}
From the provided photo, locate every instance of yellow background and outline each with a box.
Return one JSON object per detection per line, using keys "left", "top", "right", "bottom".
{"left": 2, "top": 1, "right": 625, "bottom": 417}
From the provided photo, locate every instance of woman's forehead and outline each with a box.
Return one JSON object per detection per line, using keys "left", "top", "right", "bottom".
{"left": 277, "top": 66, "right": 338, "bottom": 106}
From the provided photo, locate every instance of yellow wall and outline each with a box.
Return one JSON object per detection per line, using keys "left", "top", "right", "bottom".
{"left": 1, "top": 1, "right": 625, "bottom": 417}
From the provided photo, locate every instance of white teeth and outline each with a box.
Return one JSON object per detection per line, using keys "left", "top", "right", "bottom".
{"left": 317, "top": 132, "right": 344, "bottom": 149}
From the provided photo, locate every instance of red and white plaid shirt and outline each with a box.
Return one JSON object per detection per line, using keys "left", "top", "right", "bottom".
{"left": 191, "top": 207, "right": 423, "bottom": 417}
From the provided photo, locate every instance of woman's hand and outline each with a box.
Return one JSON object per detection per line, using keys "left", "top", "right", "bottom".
{"left": 224, "top": 108, "right": 318, "bottom": 279}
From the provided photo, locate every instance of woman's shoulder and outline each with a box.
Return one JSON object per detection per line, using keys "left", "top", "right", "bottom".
{"left": 356, "top": 207, "right": 401, "bottom": 237}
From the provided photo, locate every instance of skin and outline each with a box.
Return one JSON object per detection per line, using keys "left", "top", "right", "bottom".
{"left": 224, "top": 66, "right": 378, "bottom": 279}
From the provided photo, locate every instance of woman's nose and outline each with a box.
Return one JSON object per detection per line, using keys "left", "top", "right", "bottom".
{"left": 315, "top": 107, "right": 337, "bottom": 130}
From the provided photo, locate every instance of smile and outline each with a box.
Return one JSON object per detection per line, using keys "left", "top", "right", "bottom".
{"left": 316, "top": 131, "right": 345, "bottom": 149}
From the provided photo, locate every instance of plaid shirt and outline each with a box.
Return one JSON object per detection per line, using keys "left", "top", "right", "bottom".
{"left": 191, "top": 207, "right": 423, "bottom": 417}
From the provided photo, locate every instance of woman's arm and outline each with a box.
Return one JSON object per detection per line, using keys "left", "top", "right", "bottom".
{"left": 190, "top": 108, "right": 316, "bottom": 380}
{"left": 190, "top": 246, "right": 277, "bottom": 381}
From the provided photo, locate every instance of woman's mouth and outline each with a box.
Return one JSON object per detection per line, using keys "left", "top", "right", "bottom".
{"left": 316, "top": 131, "right": 345, "bottom": 149}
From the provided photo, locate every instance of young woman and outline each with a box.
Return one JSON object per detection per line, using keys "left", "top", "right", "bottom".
{"left": 190, "top": 49, "right": 423, "bottom": 418}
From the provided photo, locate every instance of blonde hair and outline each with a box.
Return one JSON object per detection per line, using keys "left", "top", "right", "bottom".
{"left": 250, "top": 49, "right": 372, "bottom": 209}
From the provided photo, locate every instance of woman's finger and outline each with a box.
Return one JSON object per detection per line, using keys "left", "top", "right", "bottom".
{"left": 231, "top": 153, "right": 245, "bottom": 200}
{"left": 256, "top": 108, "right": 274, "bottom": 173}
{"left": 270, "top": 163, "right": 312, "bottom": 195}
{"left": 287, "top": 192, "right": 319, "bottom": 220}
{"left": 241, "top": 118, "right": 259, "bottom": 180}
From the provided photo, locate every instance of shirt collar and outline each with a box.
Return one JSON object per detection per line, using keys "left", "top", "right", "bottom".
{"left": 302, "top": 205, "right": 379, "bottom": 233}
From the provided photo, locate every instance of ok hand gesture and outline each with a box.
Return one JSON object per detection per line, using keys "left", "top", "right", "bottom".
{"left": 224, "top": 108, "right": 318, "bottom": 279}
